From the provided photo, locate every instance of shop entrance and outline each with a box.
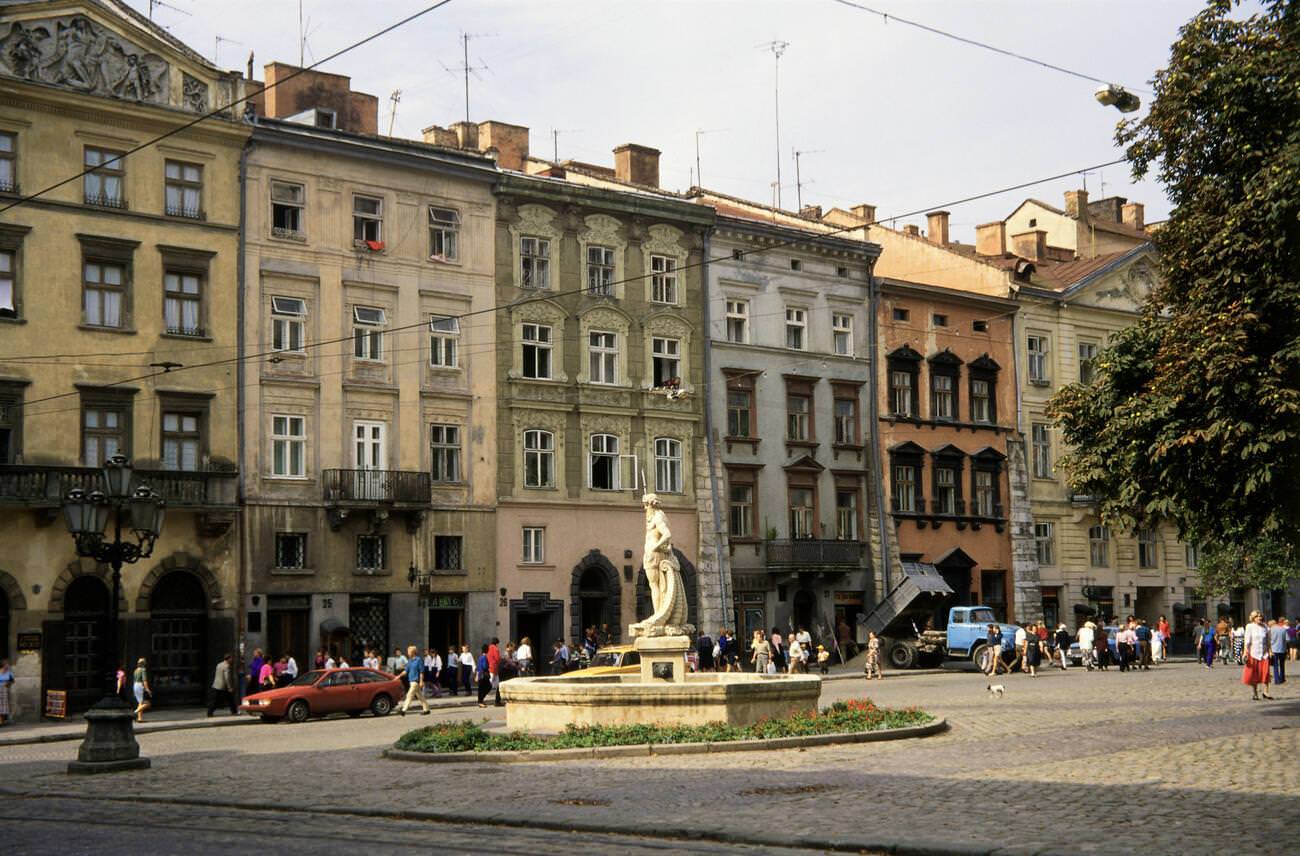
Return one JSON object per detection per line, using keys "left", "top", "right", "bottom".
{"left": 63, "top": 576, "right": 110, "bottom": 711}
{"left": 149, "top": 571, "right": 208, "bottom": 706}
{"left": 510, "top": 593, "right": 563, "bottom": 672}
{"left": 425, "top": 594, "right": 465, "bottom": 660}
{"left": 267, "top": 595, "right": 311, "bottom": 668}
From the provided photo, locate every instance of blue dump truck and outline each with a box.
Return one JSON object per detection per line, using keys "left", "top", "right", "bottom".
{"left": 860, "top": 562, "right": 1019, "bottom": 669}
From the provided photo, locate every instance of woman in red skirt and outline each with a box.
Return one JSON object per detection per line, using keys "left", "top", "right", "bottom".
{"left": 1241, "top": 610, "right": 1273, "bottom": 700}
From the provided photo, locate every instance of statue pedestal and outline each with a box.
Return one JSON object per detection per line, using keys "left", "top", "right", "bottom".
{"left": 635, "top": 635, "right": 691, "bottom": 684}
{"left": 67, "top": 696, "right": 151, "bottom": 775}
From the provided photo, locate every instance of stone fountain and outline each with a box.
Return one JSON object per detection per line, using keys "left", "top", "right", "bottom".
{"left": 500, "top": 494, "right": 821, "bottom": 731}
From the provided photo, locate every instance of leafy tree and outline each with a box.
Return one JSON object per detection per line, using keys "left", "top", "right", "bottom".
{"left": 1195, "top": 537, "right": 1297, "bottom": 598}
{"left": 1050, "top": 0, "right": 1300, "bottom": 578}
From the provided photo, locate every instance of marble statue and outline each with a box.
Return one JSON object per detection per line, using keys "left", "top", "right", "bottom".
{"left": 629, "top": 493, "right": 694, "bottom": 638}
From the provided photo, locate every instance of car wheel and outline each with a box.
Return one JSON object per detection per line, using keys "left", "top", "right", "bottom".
{"left": 889, "top": 641, "right": 918, "bottom": 670}
{"left": 970, "top": 643, "right": 988, "bottom": 668}
{"left": 259, "top": 714, "right": 281, "bottom": 724}
{"left": 286, "top": 700, "right": 310, "bottom": 724}
{"left": 370, "top": 694, "right": 393, "bottom": 717}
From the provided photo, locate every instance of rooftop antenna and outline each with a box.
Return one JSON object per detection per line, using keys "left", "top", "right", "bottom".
{"left": 551, "top": 128, "right": 579, "bottom": 163}
{"left": 299, "top": 0, "right": 305, "bottom": 66}
{"left": 386, "top": 90, "right": 402, "bottom": 136}
{"left": 758, "top": 40, "right": 790, "bottom": 208}
{"left": 148, "top": 0, "right": 191, "bottom": 22}
{"left": 792, "top": 148, "right": 823, "bottom": 211}
{"left": 693, "top": 128, "right": 726, "bottom": 189}
{"left": 214, "top": 35, "right": 241, "bottom": 68}
{"left": 441, "top": 33, "right": 492, "bottom": 126}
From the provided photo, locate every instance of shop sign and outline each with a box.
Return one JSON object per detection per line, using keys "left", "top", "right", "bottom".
{"left": 17, "top": 631, "right": 42, "bottom": 653}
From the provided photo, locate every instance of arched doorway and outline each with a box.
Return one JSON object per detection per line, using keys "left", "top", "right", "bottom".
{"left": 149, "top": 571, "right": 208, "bottom": 706}
{"left": 0, "top": 587, "right": 8, "bottom": 660}
{"left": 570, "top": 551, "right": 621, "bottom": 645}
{"left": 63, "top": 575, "right": 110, "bottom": 711}
{"left": 578, "top": 566, "right": 612, "bottom": 636}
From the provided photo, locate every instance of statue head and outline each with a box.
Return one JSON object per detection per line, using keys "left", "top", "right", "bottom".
{"left": 641, "top": 493, "right": 661, "bottom": 510}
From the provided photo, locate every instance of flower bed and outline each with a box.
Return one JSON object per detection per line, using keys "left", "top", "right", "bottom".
{"left": 395, "top": 699, "right": 932, "bottom": 754}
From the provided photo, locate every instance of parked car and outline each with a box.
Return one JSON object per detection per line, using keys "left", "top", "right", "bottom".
{"left": 1067, "top": 626, "right": 1121, "bottom": 666}
{"left": 239, "top": 668, "right": 402, "bottom": 723}
{"left": 583, "top": 644, "right": 640, "bottom": 676}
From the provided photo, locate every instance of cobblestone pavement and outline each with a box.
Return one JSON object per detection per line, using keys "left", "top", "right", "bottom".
{"left": 2, "top": 662, "right": 1296, "bottom": 856}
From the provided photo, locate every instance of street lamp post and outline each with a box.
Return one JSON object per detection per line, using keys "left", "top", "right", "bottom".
{"left": 63, "top": 455, "right": 166, "bottom": 774}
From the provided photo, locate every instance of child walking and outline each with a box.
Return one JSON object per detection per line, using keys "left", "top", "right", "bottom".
{"left": 863, "top": 631, "right": 882, "bottom": 680}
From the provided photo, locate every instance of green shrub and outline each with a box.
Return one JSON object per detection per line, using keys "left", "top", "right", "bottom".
{"left": 395, "top": 699, "right": 932, "bottom": 754}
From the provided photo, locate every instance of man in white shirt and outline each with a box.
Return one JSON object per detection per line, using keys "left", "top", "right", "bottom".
{"left": 324, "top": 654, "right": 337, "bottom": 669}
{"left": 284, "top": 655, "right": 299, "bottom": 680}
{"left": 1014, "top": 625, "right": 1029, "bottom": 671}
{"left": 1078, "top": 621, "right": 1096, "bottom": 671}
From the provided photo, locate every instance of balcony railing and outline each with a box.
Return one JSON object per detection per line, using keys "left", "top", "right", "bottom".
{"left": 0, "top": 465, "right": 237, "bottom": 508}
{"left": 765, "top": 539, "right": 864, "bottom": 569}
{"left": 323, "top": 468, "right": 430, "bottom": 505}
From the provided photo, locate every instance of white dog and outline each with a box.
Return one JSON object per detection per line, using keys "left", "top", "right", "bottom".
{"left": 986, "top": 683, "right": 1006, "bottom": 698}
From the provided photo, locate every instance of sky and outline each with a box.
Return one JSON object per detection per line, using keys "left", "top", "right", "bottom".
{"left": 128, "top": 0, "right": 1213, "bottom": 239}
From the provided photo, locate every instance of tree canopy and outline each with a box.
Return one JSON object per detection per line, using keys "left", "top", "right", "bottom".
{"left": 1049, "top": 0, "right": 1300, "bottom": 588}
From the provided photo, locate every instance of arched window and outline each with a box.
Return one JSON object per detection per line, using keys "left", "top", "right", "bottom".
{"left": 523, "top": 430, "right": 554, "bottom": 488}
{"left": 654, "top": 437, "right": 683, "bottom": 494}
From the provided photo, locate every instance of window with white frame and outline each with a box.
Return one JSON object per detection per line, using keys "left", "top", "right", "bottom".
{"left": 788, "top": 487, "right": 815, "bottom": 538}
{"left": 84, "top": 147, "right": 124, "bottom": 207}
{"left": 785, "top": 307, "right": 807, "bottom": 350}
{"left": 1185, "top": 542, "right": 1201, "bottom": 569}
{"left": 161, "top": 410, "right": 201, "bottom": 471}
{"left": 725, "top": 299, "right": 749, "bottom": 343}
{"left": 83, "top": 403, "right": 127, "bottom": 467}
{"left": 1027, "top": 334, "right": 1050, "bottom": 384}
{"left": 650, "top": 255, "right": 678, "bottom": 304}
{"left": 0, "top": 132, "right": 14, "bottom": 192}
{"left": 521, "top": 236, "right": 550, "bottom": 289}
{"left": 1078, "top": 342, "right": 1099, "bottom": 384}
{"left": 274, "top": 533, "right": 307, "bottom": 569}
{"left": 0, "top": 249, "right": 14, "bottom": 319}
{"left": 971, "top": 379, "right": 992, "bottom": 423}
{"left": 430, "top": 423, "right": 461, "bottom": 483}
{"left": 832, "top": 313, "right": 854, "bottom": 356}
{"left": 890, "top": 370, "right": 914, "bottom": 417}
{"left": 931, "top": 373, "right": 955, "bottom": 420}
{"left": 786, "top": 394, "right": 811, "bottom": 441}
{"left": 1031, "top": 423, "right": 1052, "bottom": 478}
{"left": 1034, "top": 522, "right": 1055, "bottom": 565}
{"left": 522, "top": 323, "right": 553, "bottom": 379}
{"left": 974, "top": 470, "right": 995, "bottom": 516}
{"left": 429, "top": 316, "right": 459, "bottom": 368}
{"left": 892, "top": 463, "right": 917, "bottom": 513}
{"left": 164, "top": 160, "right": 202, "bottom": 218}
{"left": 833, "top": 397, "right": 858, "bottom": 444}
{"left": 1089, "top": 525, "right": 1110, "bottom": 567}
{"left": 588, "top": 433, "right": 619, "bottom": 490}
{"left": 729, "top": 483, "right": 753, "bottom": 538}
{"left": 935, "top": 466, "right": 957, "bottom": 514}
{"left": 270, "top": 181, "right": 305, "bottom": 238}
{"left": 271, "top": 296, "right": 306, "bottom": 353}
{"left": 356, "top": 534, "right": 385, "bottom": 572}
{"left": 271, "top": 414, "right": 306, "bottom": 477}
{"left": 352, "top": 305, "right": 385, "bottom": 360}
{"left": 522, "top": 527, "right": 545, "bottom": 564}
{"left": 588, "top": 331, "right": 617, "bottom": 384}
{"left": 428, "top": 206, "right": 460, "bottom": 261}
{"left": 586, "top": 245, "right": 614, "bottom": 295}
{"left": 651, "top": 337, "right": 680, "bottom": 388}
{"left": 523, "top": 429, "right": 554, "bottom": 488}
{"left": 655, "top": 437, "right": 683, "bottom": 493}
{"left": 835, "top": 489, "right": 859, "bottom": 540}
{"left": 83, "top": 260, "right": 126, "bottom": 328}
{"left": 1137, "top": 528, "right": 1158, "bottom": 569}
{"left": 352, "top": 194, "right": 383, "bottom": 243}
{"left": 163, "top": 270, "right": 203, "bottom": 336}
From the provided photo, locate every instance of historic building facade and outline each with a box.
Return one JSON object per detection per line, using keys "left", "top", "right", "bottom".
{"left": 0, "top": 0, "right": 248, "bottom": 715}
{"left": 239, "top": 88, "right": 499, "bottom": 667}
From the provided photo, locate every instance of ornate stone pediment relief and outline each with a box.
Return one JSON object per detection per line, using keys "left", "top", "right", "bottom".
{"left": 581, "top": 304, "right": 632, "bottom": 332}
{"left": 645, "top": 311, "right": 692, "bottom": 341}
{"left": 510, "top": 297, "right": 566, "bottom": 325}
{"left": 643, "top": 223, "right": 685, "bottom": 258}
{"left": 581, "top": 213, "right": 624, "bottom": 247}
{"left": 511, "top": 407, "right": 567, "bottom": 433}
{"left": 514, "top": 203, "right": 560, "bottom": 236}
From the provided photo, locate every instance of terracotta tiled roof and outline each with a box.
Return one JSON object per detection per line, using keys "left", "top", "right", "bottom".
{"left": 1029, "top": 248, "right": 1147, "bottom": 291}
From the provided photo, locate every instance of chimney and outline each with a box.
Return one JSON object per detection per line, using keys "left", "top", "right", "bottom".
{"left": 421, "top": 124, "right": 459, "bottom": 147}
{"left": 850, "top": 203, "right": 876, "bottom": 224}
{"left": 926, "top": 210, "right": 950, "bottom": 245}
{"left": 1122, "top": 201, "right": 1145, "bottom": 231}
{"left": 1011, "top": 229, "right": 1048, "bottom": 262}
{"left": 478, "top": 120, "right": 529, "bottom": 171}
{"left": 975, "top": 221, "right": 1006, "bottom": 257}
{"left": 613, "top": 143, "right": 660, "bottom": 188}
{"left": 799, "top": 205, "right": 823, "bottom": 221}
{"left": 452, "top": 121, "right": 479, "bottom": 151}
{"left": 1064, "top": 189, "right": 1089, "bottom": 220}
{"left": 1087, "top": 196, "right": 1125, "bottom": 224}
{"left": 903, "top": 224, "right": 920, "bottom": 237}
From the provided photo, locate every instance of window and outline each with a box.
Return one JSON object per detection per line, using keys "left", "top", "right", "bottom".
{"left": 786, "top": 394, "right": 811, "bottom": 441}
{"left": 271, "top": 415, "right": 306, "bottom": 477}
{"left": 0, "top": 132, "right": 14, "bottom": 192}
{"left": 726, "top": 379, "right": 753, "bottom": 438}
{"left": 429, "top": 424, "right": 461, "bottom": 483}
{"left": 892, "top": 307, "right": 909, "bottom": 322}
{"left": 971, "top": 379, "right": 992, "bottom": 423}
{"left": 522, "top": 323, "right": 553, "bottom": 379}
{"left": 522, "top": 527, "right": 545, "bottom": 564}
{"left": 1034, "top": 522, "right": 1055, "bottom": 565}
{"left": 832, "top": 313, "right": 854, "bottom": 356}
{"left": 788, "top": 488, "right": 815, "bottom": 538}
{"left": 725, "top": 299, "right": 749, "bottom": 343}
{"left": 1089, "top": 525, "right": 1110, "bottom": 567}
{"left": 429, "top": 316, "right": 459, "bottom": 368}
{"left": 352, "top": 195, "right": 383, "bottom": 243}
{"left": 521, "top": 236, "right": 550, "bottom": 289}
{"left": 353, "top": 306, "right": 385, "bottom": 361}
{"left": 0, "top": 249, "right": 15, "bottom": 318}
{"left": 271, "top": 296, "right": 306, "bottom": 352}
{"left": 789, "top": 258, "right": 802, "bottom": 271}
{"left": 973, "top": 470, "right": 995, "bottom": 517}
{"left": 0, "top": 390, "right": 19, "bottom": 464}
{"left": 588, "top": 331, "right": 617, "bottom": 384}
{"left": 82, "top": 403, "right": 128, "bottom": 466}
{"left": 833, "top": 397, "right": 858, "bottom": 444}
{"left": 275, "top": 533, "right": 307, "bottom": 569}
{"left": 931, "top": 373, "right": 955, "bottom": 420}
{"left": 523, "top": 429, "right": 554, "bottom": 488}
{"left": 83, "top": 261, "right": 125, "bottom": 328}
{"left": 84, "top": 147, "right": 125, "bottom": 207}
{"left": 728, "top": 483, "right": 753, "bottom": 538}
{"left": 271, "top": 181, "right": 305, "bottom": 238}
{"left": 932, "top": 313, "right": 948, "bottom": 327}
{"left": 164, "top": 160, "right": 202, "bottom": 218}
{"left": 651, "top": 337, "right": 680, "bottom": 388}
{"left": 586, "top": 245, "right": 614, "bottom": 295}
{"left": 935, "top": 466, "right": 957, "bottom": 515}
{"left": 890, "top": 370, "right": 914, "bottom": 417}
{"left": 785, "top": 307, "right": 807, "bottom": 350}
{"left": 892, "top": 463, "right": 917, "bottom": 513}
{"left": 650, "top": 255, "right": 678, "bottom": 304}
{"left": 836, "top": 266, "right": 849, "bottom": 278}
{"left": 1185, "top": 542, "right": 1201, "bottom": 569}
{"left": 654, "top": 437, "right": 683, "bottom": 493}
{"left": 972, "top": 319, "right": 988, "bottom": 333}
{"left": 1137, "top": 529, "right": 1158, "bottom": 569}
{"left": 1031, "top": 423, "right": 1052, "bottom": 478}
{"left": 1027, "top": 334, "right": 1050, "bottom": 384}
{"left": 1078, "top": 342, "right": 1099, "bottom": 384}
{"left": 835, "top": 489, "right": 858, "bottom": 540}
{"left": 161, "top": 410, "right": 201, "bottom": 471}
{"left": 428, "top": 206, "right": 460, "bottom": 260}
{"left": 163, "top": 271, "right": 203, "bottom": 336}
{"left": 588, "top": 434, "right": 619, "bottom": 490}
{"left": 434, "top": 536, "right": 463, "bottom": 571}
{"left": 356, "top": 535, "right": 385, "bottom": 573}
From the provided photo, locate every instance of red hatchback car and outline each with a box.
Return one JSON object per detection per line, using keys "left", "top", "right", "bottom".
{"left": 240, "top": 668, "right": 402, "bottom": 723}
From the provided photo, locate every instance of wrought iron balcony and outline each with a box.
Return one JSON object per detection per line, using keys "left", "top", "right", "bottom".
{"left": 322, "top": 468, "right": 430, "bottom": 505}
{"left": 765, "top": 538, "right": 865, "bottom": 570}
{"left": 0, "top": 464, "right": 237, "bottom": 509}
